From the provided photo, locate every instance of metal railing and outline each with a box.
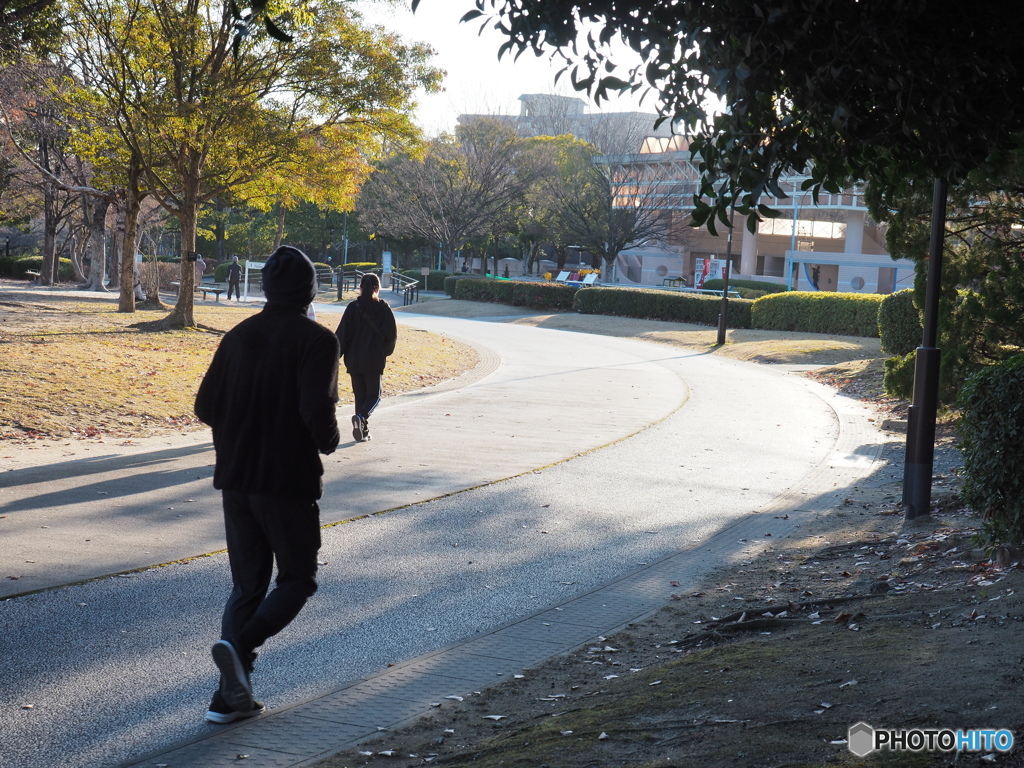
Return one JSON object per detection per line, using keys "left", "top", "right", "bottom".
{"left": 389, "top": 272, "right": 420, "bottom": 306}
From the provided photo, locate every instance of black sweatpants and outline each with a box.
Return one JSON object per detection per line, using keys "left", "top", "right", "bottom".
{"left": 220, "top": 490, "right": 321, "bottom": 655}
{"left": 349, "top": 372, "right": 382, "bottom": 420}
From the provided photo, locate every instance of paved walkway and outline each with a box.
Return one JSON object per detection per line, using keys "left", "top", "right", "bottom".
{"left": 0, "top": 296, "right": 887, "bottom": 768}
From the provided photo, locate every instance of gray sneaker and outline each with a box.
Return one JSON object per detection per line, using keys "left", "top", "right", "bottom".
{"left": 352, "top": 414, "right": 364, "bottom": 442}
{"left": 211, "top": 639, "right": 254, "bottom": 712}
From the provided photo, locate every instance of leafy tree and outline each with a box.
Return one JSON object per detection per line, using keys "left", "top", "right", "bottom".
{"left": 64, "top": 0, "right": 439, "bottom": 327}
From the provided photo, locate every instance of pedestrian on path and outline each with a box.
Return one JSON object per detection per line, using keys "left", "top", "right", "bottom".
{"left": 194, "top": 254, "right": 206, "bottom": 291}
{"left": 194, "top": 245, "right": 341, "bottom": 724}
{"left": 226, "top": 256, "right": 242, "bottom": 300}
{"left": 335, "top": 272, "right": 397, "bottom": 442}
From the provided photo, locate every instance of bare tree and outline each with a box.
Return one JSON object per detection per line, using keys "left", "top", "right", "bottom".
{"left": 358, "top": 118, "right": 549, "bottom": 271}
{"left": 549, "top": 146, "right": 692, "bottom": 276}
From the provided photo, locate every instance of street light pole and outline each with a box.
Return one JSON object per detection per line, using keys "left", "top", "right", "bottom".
{"left": 903, "top": 177, "right": 948, "bottom": 519}
{"left": 716, "top": 211, "right": 735, "bottom": 346}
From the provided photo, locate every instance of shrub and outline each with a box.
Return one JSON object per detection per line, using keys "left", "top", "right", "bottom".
{"left": 883, "top": 352, "right": 917, "bottom": 400}
{"left": 512, "top": 281, "right": 577, "bottom": 311}
{"left": 574, "top": 286, "right": 753, "bottom": 328}
{"left": 751, "top": 291, "right": 883, "bottom": 336}
{"left": 444, "top": 274, "right": 486, "bottom": 297}
{"left": 702, "top": 277, "right": 787, "bottom": 294}
{"left": 957, "top": 354, "right": 1024, "bottom": 547}
{"left": 878, "top": 288, "right": 922, "bottom": 355}
{"left": 454, "top": 276, "right": 515, "bottom": 303}
{"left": 10, "top": 256, "right": 75, "bottom": 282}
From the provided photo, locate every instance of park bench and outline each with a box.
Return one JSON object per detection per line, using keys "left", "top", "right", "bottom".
{"left": 199, "top": 285, "right": 227, "bottom": 301}
{"left": 24, "top": 270, "right": 41, "bottom": 281}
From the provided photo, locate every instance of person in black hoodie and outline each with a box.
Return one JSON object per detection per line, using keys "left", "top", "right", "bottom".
{"left": 335, "top": 272, "right": 397, "bottom": 442}
{"left": 194, "top": 245, "right": 340, "bottom": 724}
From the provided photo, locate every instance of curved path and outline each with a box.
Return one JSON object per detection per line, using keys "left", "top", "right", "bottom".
{"left": 0, "top": 310, "right": 882, "bottom": 768}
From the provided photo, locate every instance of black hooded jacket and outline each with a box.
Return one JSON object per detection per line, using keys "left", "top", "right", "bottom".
{"left": 195, "top": 247, "right": 340, "bottom": 500}
{"left": 335, "top": 296, "right": 397, "bottom": 374}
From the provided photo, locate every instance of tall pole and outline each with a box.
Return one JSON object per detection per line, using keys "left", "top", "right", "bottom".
{"left": 716, "top": 210, "right": 735, "bottom": 346}
{"left": 903, "top": 177, "right": 948, "bottom": 519}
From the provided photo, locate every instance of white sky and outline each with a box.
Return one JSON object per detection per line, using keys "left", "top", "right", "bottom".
{"left": 359, "top": 1, "right": 656, "bottom": 136}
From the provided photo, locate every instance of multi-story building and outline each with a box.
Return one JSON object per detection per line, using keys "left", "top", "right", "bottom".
{"left": 603, "top": 135, "right": 916, "bottom": 293}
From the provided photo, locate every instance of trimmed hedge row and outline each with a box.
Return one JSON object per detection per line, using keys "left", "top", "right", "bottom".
{"left": 575, "top": 287, "right": 754, "bottom": 328}
{"left": 453, "top": 277, "right": 515, "bottom": 303}
{"left": 751, "top": 291, "right": 883, "bottom": 337}
{"left": 447, "top": 276, "right": 579, "bottom": 311}
{"left": 702, "top": 277, "right": 788, "bottom": 294}
{"left": 511, "top": 281, "right": 578, "bottom": 311}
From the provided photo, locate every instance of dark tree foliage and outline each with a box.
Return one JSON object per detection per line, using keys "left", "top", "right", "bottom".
{"left": 439, "top": 0, "right": 1024, "bottom": 233}
{"left": 868, "top": 155, "right": 1024, "bottom": 403}
{"left": 0, "top": 0, "right": 62, "bottom": 57}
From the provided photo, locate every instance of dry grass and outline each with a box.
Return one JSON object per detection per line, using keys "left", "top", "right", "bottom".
{"left": 0, "top": 292, "right": 476, "bottom": 442}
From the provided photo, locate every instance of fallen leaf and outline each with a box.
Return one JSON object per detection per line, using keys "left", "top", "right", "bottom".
{"left": 483, "top": 715, "right": 506, "bottom": 720}
{"left": 598, "top": 732, "right": 609, "bottom": 740}
{"left": 445, "top": 695, "right": 463, "bottom": 702}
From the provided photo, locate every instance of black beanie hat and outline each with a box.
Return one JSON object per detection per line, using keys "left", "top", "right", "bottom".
{"left": 262, "top": 246, "right": 317, "bottom": 307}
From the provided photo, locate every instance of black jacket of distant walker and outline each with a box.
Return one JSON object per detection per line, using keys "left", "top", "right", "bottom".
{"left": 335, "top": 296, "right": 397, "bottom": 374}
{"left": 195, "top": 305, "right": 341, "bottom": 500}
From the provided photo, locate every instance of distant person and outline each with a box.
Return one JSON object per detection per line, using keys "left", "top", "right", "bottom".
{"left": 334, "top": 273, "right": 397, "bottom": 442}
{"left": 194, "top": 254, "right": 206, "bottom": 291}
{"left": 226, "top": 256, "right": 242, "bottom": 301}
{"left": 194, "top": 245, "right": 340, "bottom": 724}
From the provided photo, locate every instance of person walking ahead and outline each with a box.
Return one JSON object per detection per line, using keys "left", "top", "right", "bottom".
{"left": 226, "top": 256, "right": 242, "bottom": 301}
{"left": 335, "top": 273, "right": 397, "bottom": 442}
{"left": 194, "top": 245, "right": 341, "bottom": 724}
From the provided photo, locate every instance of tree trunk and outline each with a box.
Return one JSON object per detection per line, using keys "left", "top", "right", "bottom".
{"left": 118, "top": 180, "right": 144, "bottom": 313}
{"left": 109, "top": 206, "right": 124, "bottom": 290}
{"left": 163, "top": 158, "right": 200, "bottom": 328}
{"left": 81, "top": 196, "right": 110, "bottom": 291}
{"left": 274, "top": 204, "right": 286, "bottom": 249}
{"left": 38, "top": 132, "right": 56, "bottom": 285}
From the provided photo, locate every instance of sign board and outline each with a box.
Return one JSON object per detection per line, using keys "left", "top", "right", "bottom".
{"left": 421, "top": 267, "right": 431, "bottom": 276}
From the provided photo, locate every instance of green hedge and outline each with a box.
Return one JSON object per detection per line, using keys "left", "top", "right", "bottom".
{"left": 453, "top": 276, "right": 515, "bottom": 303}
{"left": 574, "top": 287, "right": 753, "bottom": 328}
{"left": 958, "top": 354, "right": 1024, "bottom": 547}
{"left": 702, "top": 277, "right": 787, "bottom": 294}
{"left": 878, "top": 288, "right": 922, "bottom": 355}
{"left": 400, "top": 269, "right": 452, "bottom": 292}
{"left": 2, "top": 256, "right": 75, "bottom": 281}
{"left": 511, "top": 281, "right": 577, "bottom": 311}
{"left": 444, "top": 274, "right": 484, "bottom": 297}
{"left": 751, "top": 291, "right": 883, "bottom": 336}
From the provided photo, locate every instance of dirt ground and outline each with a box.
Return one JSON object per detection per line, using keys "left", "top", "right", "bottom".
{"left": 4, "top": 286, "right": 1014, "bottom": 767}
